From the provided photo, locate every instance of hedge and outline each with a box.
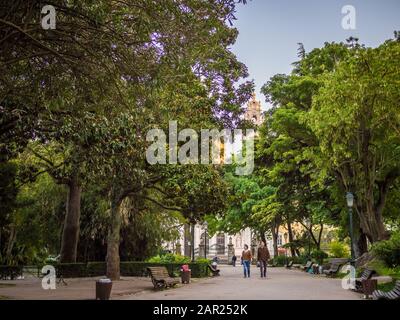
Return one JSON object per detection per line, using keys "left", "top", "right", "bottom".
{"left": 0, "top": 262, "right": 210, "bottom": 279}
{"left": 49, "top": 262, "right": 209, "bottom": 278}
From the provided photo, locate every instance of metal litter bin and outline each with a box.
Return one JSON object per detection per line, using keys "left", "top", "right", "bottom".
{"left": 181, "top": 270, "right": 191, "bottom": 284}
{"left": 96, "top": 278, "right": 113, "bottom": 300}
{"left": 362, "top": 279, "right": 377, "bottom": 299}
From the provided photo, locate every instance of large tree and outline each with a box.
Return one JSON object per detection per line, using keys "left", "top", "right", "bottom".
{"left": 308, "top": 38, "right": 400, "bottom": 243}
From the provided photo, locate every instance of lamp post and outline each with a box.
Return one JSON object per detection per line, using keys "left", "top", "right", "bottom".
{"left": 202, "top": 221, "right": 208, "bottom": 259}
{"left": 346, "top": 192, "right": 355, "bottom": 266}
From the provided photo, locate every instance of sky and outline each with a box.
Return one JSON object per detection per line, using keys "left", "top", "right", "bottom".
{"left": 231, "top": 0, "right": 400, "bottom": 110}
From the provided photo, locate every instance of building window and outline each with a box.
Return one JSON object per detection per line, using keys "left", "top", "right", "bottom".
{"left": 216, "top": 233, "right": 225, "bottom": 255}
{"left": 277, "top": 234, "right": 283, "bottom": 246}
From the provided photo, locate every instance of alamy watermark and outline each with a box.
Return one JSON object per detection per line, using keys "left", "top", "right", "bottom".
{"left": 41, "top": 5, "right": 56, "bottom": 30}
{"left": 342, "top": 5, "right": 356, "bottom": 30}
{"left": 146, "top": 121, "right": 255, "bottom": 176}
{"left": 41, "top": 265, "right": 56, "bottom": 290}
{"left": 341, "top": 264, "right": 356, "bottom": 290}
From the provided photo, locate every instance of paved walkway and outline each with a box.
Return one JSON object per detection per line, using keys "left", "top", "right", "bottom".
{"left": 124, "top": 266, "right": 362, "bottom": 300}
{"left": 0, "top": 266, "right": 362, "bottom": 300}
{"left": 0, "top": 276, "right": 150, "bottom": 300}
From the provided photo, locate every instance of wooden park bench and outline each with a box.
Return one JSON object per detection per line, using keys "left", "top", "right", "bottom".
{"left": 372, "top": 280, "right": 400, "bottom": 300}
{"left": 322, "top": 261, "right": 345, "bottom": 277}
{"left": 302, "top": 260, "right": 313, "bottom": 272}
{"left": 147, "top": 267, "right": 179, "bottom": 290}
{"left": 208, "top": 264, "right": 220, "bottom": 276}
{"left": 354, "top": 269, "right": 377, "bottom": 292}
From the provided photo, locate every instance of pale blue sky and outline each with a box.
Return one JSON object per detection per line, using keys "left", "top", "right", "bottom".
{"left": 231, "top": 0, "right": 400, "bottom": 109}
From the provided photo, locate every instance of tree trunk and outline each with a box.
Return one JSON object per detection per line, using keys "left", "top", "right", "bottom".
{"left": 184, "top": 224, "right": 191, "bottom": 257}
{"left": 271, "top": 225, "right": 278, "bottom": 257}
{"left": 60, "top": 176, "right": 81, "bottom": 263}
{"left": 106, "top": 196, "right": 122, "bottom": 280}
{"left": 355, "top": 229, "right": 368, "bottom": 258}
{"left": 260, "top": 230, "right": 267, "bottom": 244}
{"left": 5, "top": 225, "right": 16, "bottom": 263}
{"left": 317, "top": 224, "right": 324, "bottom": 250}
{"left": 287, "top": 222, "right": 296, "bottom": 256}
{"left": 356, "top": 202, "right": 388, "bottom": 243}
{"left": 190, "top": 224, "right": 195, "bottom": 262}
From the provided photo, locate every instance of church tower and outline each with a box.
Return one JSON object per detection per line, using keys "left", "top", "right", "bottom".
{"left": 244, "top": 93, "right": 263, "bottom": 126}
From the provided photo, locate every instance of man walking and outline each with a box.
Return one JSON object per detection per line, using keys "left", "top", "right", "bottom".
{"left": 257, "top": 241, "right": 270, "bottom": 279}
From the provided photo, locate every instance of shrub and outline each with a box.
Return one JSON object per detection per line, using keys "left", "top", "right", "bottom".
{"left": 272, "top": 255, "right": 287, "bottom": 267}
{"left": 290, "top": 255, "right": 308, "bottom": 265}
{"left": 195, "top": 258, "right": 211, "bottom": 264}
{"left": 48, "top": 261, "right": 209, "bottom": 278}
{"left": 53, "top": 263, "right": 87, "bottom": 278}
{"left": 329, "top": 241, "right": 350, "bottom": 258}
{"left": 0, "top": 265, "right": 23, "bottom": 280}
{"left": 147, "top": 253, "right": 190, "bottom": 264}
{"left": 86, "top": 262, "right": 107, "bottom": 277}
{"left": 311, "top": 250, "right": 328, "bottom": 264}
{"left": 372, "top": 231, "right": 400, "bottom": 268}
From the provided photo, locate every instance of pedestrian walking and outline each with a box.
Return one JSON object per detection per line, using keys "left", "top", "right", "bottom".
{"left": 241, "top": 244, "right": 252, "bottom": 278}
{"left": 257, "top": 241, "right": 270, "bottom": 279}
{"left": 231, "top": 255, "right": 237, "bottom": 267}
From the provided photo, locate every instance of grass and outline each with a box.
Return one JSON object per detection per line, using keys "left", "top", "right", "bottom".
{"left": 0, "top": 295, "right": 10, "bottom": 300}
{"left": 377, "top": 281, "right": 396, "bottom": 292}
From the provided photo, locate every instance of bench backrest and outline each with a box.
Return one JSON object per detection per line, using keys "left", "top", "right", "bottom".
{"left": 147, "top": 267, "right": 171, "bottom": 279}
{"left": 360, "top": 269, "right": 375, "bottom": 280}
{"left": 330, "top": 263, "right": 342, "bottom": 271}
{"left": 394, "top": 281, "right": 400, "bottom": 293}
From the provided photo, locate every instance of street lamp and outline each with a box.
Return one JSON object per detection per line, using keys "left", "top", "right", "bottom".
{"left": 346, "top": 192, "right": 355, "bottom": 265}
{"left": 203, "top": 221, "right": 208, "bottom": 259}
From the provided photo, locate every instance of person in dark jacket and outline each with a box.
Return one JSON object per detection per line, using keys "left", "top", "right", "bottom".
{"left": 257, "top": 241, "right": 270, "bottom": 278}
{"left": 231, "top": 255, "right": 237, "bottom": 267}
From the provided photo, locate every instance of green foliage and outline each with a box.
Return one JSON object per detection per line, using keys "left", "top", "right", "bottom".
{"left": 1, "top": 173, "right": 65, "bottom": 265}
{"left": 147, "top": 254, "right": 190, "bottom": 264}
{"left": 377, "top": 281, "right": 396, "bottom": 292}
{"left": 49, "top": 261, "right": 209, "bottom": 278}
{"left": 291, "top": 255, "right": 309, "bottom": 265}
{"left": 368, "top": 259, "right": 400, "bottom": 280}
{"left": 311, "top": 249, "right": 328, "bottom": 264}
{"left": 308, "top": 39, "right": 400, "bottom": 242}
{"left": 372, "top": 231, "right": 400, "bottom": 268}
{"left": 329, "top": 241, "right": 350, "bottom": 258}
{"left": 195, "top": 258, "right": 211, "bottom": 264}
{"left": 271, "top": 255, "right": 287, "bottom": 267}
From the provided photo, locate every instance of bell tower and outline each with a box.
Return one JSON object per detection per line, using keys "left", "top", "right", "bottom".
{"left": 244, "top": 93, "right": 263, "bottom": 126}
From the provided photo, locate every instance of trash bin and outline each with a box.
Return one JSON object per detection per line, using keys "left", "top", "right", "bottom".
{"left": 96, "top": 278, "right": 113, "bottom": 300}
{"left": 181, "top": 270, "right": 191, "bottom": 284}
{"left": 180, "top": 264, "right": 191, "bottom": 284}
{"left": 362, "top": 279, "right": 377, "bottom": 299}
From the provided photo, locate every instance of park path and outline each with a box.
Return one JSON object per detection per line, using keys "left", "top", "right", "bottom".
{"left": 124, "top": 265, "right": 361, "bottom": 300}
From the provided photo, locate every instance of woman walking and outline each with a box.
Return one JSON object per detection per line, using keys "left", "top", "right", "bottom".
{"left": 257, "top": 241, "right": 270, "bottom": 279}
{"left": 241, "top": 244, "right": 252, "bottom": 278}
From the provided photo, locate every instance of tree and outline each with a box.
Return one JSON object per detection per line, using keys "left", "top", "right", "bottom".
{"left": 308, "top": 38, "right": 400, "bottom": 243}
